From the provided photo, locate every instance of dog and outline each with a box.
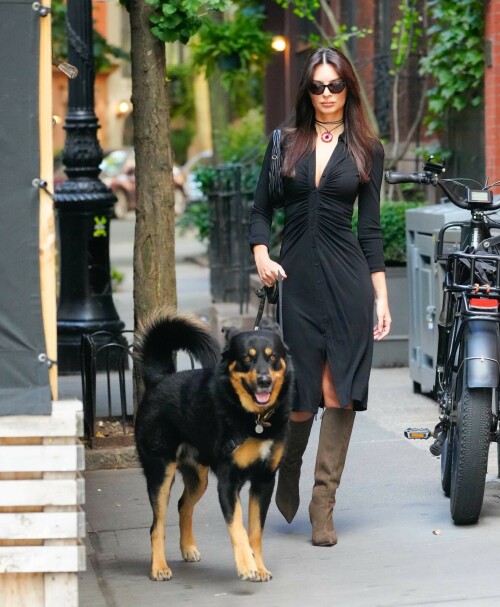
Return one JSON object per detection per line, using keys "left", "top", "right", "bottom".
{"left": 134, "top": 311, "right": 294, "bottom": 583}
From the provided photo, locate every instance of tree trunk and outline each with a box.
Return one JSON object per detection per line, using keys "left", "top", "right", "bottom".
{"left": 209, "top": 70, "right": 232, "bottom": 165}
{"left": 129, "top": 0, "right": 176, "bottom": 330}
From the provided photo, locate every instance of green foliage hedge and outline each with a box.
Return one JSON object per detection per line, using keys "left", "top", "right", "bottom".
{"left": 352, "top": 201, "right": 425, "bottom": 265}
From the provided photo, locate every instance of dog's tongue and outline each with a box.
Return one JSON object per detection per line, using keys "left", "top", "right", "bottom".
{"left": 255, "top": 391, "right": 270, "bottom": 404}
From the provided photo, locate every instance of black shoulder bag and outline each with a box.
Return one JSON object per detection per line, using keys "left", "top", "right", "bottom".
{"left": 269, "top": 129, "right": 285, "bottom": 208}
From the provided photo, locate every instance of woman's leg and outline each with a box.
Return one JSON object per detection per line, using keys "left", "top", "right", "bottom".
{"left": 321, "top": 363, "right": 352, "bottom": 410}
{"left": 275, "top": 410, "right": 315, "bottom": 523}
{"left": 309, "top": 363, "right": 355, "bottom": 546}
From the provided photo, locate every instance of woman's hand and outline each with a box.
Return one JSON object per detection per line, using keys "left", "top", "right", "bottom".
{"left": 253, "top": 244, "right": 287, "bottom": 286}
{"left": 371, "top": 271, "right": 391, "bottom": 341}
{"left": 373, "top": 296, "right": 391, "bottom": 341}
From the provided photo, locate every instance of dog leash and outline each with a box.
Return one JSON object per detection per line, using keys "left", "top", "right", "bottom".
{"left": 254, "top": 271, "right": 283, "bottom": 330}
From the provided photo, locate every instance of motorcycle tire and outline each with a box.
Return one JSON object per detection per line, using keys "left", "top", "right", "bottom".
{"left": 440, "top": 425, "right": 454, "bottom": 497}
{"left": 450, "top": 368, "right": 491, "bottom": 525}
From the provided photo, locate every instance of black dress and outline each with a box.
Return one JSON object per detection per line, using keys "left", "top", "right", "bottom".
{"left": 249, "top": 132, "right": 385, "bottom": 412}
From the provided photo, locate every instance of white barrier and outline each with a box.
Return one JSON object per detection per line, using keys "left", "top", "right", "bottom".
{"left": 0, "top": 400, "right": 85, "bottom": 606}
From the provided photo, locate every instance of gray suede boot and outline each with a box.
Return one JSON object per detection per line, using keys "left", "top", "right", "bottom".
{"left": 309, "top": 408, "right": 355, "bottom": 546}
{"left": 275, "top": 416, "right": 314, "bottom": 523}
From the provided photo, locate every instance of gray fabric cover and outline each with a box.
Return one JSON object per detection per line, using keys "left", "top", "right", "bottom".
{"left": 0, "top": 0, "right": 51, "bottom": 415}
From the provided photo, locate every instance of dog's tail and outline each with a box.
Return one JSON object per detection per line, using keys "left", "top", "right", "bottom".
{"left": 135, "top": 310, "right": 220, "bottom": 389}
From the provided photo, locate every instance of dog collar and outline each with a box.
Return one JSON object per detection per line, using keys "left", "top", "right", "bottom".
{"left": 221, "top": 409, "right": 277, "bottom": 456}
{"left": 255, "top": 409, "right": 275, "bottom": 434}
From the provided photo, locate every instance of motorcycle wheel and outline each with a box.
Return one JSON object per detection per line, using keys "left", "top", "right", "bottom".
{"left": 440, "top": 425, "right": 454, "bottom": 497}
{"left": 450, "top": 366, "right": 491, "bottom": 525}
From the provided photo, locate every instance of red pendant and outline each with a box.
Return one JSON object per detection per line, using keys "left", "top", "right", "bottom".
{"left": 321, "top": 132, "right": 333, "bottom": 143}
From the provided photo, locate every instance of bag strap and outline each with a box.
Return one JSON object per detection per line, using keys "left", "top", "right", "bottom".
{"left": 254, "top": 272, "right": 283, "bottom": 330}
{"left": 269, "top": 129, "right": 284, "bottom": 207}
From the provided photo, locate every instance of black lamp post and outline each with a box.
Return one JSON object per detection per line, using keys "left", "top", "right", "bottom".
{"left": 55, "top": 0, "right": 125, "bottom": 374}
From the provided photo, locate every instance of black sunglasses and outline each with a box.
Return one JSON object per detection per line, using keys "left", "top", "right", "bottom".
{"left": 309, "top": 81, "right": 346, "bottom": 95}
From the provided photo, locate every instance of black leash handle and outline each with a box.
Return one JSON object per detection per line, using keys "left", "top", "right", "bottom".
{"left": 254, "top": 292, "right": 266, "bottom": 330}
{"left": 277, "top": 272, "right": 283, "bottom": 328}
{"left": 254, "top": 272, "right": 283, "bottom": 330}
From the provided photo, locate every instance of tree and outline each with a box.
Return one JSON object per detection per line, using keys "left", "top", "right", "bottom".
{"left": 126, "top": 0, "right": 176, "bottom": 332}
{"left": 386, "top": 0, "right": 428, "bottom": 199}
{"left": 121, "top": 0, "right": 229, "bottom": 332}
{"left": 121, "top": 0, "right": 235, "bottom": 408}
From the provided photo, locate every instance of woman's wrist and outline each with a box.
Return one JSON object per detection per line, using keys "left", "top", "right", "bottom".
{"left": 253, "top": 244, "right": 270, "bottom": 261}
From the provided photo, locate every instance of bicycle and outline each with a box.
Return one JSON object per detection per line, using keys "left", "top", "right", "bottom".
{"left": 385, "top": 158, "right": 500, "bottom": 525}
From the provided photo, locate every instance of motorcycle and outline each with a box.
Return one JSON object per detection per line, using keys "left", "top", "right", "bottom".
{"left": 386, "top": 159, "right": 500, "bottom": 524}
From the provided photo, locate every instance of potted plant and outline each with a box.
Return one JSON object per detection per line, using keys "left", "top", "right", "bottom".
{"left": 191, "top": 9, "right": 273, "bottom": 93}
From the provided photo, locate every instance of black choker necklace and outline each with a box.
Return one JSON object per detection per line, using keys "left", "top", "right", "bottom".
{"left": 315, "top": 119, "right": 344, "bottom": 143}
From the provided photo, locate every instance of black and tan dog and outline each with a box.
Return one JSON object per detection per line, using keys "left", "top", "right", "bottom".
{"left": 134, "top": 311, "right": 294, "bottom": 582}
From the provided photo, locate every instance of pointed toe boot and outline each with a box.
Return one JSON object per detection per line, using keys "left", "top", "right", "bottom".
{"left": 309, "top": 408, "right": 355, "bottom": 546}
{"left": 275, "top": 416, "right": 314, "bottom": 523}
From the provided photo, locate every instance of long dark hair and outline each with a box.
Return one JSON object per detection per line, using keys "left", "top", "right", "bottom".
{"left": 282, "top": 47, "right": 378, "bottom": 183}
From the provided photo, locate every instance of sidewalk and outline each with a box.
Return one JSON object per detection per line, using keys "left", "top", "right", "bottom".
{"left": 79, "top": 367, "right": 500, "bottom": 607}
{"left": 76, "top": 217, "right": 500, "bottom": 606}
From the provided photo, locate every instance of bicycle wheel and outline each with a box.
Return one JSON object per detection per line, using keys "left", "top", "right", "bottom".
{"left": 440, "top": 425, "right": 454, "bottom": 497}
{"left": 449, "top": 363, "right": 492, "bottom": 525}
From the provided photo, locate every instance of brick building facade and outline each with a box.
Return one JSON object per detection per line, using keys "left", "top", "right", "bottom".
{"left": 485, "top": 0, "right": 500, "bottom": 182}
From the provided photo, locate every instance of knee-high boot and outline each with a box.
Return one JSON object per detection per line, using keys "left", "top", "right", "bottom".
{"left": 275, "top": 416, "right": 314, "bottom": 523}
{"left": 309, "top": 408, "right": 356, "bottom": 546}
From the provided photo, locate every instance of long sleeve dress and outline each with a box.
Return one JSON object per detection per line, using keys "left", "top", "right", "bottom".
{"left": 249, "top": 132, "right": 385, "bottom": 412}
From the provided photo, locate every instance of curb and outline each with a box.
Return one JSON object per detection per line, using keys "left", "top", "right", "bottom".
{"left": 85, "top": 445, "right": 141, "bottom": 471}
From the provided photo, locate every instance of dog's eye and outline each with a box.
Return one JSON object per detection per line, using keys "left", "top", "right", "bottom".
{"left": 244, "top": 356, "right": 251, "bottom": 363}
{"left": 269, "top": 355, "right": 277, "bottom": 362}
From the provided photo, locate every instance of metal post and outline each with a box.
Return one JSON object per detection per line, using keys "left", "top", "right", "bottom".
{"left": 54, "top": 0, "right": 125, "bottom": 374}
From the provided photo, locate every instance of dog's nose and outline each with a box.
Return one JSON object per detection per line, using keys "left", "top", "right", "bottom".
{"left": 257, "top": 374, "right": 272, "bottom": 389}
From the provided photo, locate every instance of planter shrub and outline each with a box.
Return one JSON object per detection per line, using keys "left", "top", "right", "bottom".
{"left": 352, "top": 201, "right": 425, "bottom": 266}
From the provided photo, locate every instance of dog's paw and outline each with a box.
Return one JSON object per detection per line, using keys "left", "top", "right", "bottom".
{"left": 150, "top": 564, "right": 173, "bottom": 581}
{"left": 235, "top": 553, "right": 258, "bottom": 581}
{"left": 253, "top": 567, "right": 273, "bottom": 582}
{"left": 181, "top": 545, "right": 201, "bottom": 562}
{"left": 238, "top": 567, "right": 258, "bottom": 581}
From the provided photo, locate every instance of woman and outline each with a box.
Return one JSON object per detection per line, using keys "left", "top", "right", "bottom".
{"left": 249, "top": 47, "right": 391, "bottom": 547}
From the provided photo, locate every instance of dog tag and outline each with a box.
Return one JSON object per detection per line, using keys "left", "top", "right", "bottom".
{"left": 255, "top": 423, "right": 264, "bottom": 434}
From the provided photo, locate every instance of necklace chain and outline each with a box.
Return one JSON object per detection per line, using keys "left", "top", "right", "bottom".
{"left": 316, "top": 118, "right": 344, "bottom": 126}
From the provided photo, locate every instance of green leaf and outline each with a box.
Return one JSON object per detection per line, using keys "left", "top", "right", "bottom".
{"left": 146, "top": 0, "right": 227, "bottom": 45}
{"left": 421, "top": 0, "right": 484, "bottom": 135}
{"left": 161, "top": 3, "right": 177, "bottom": 15}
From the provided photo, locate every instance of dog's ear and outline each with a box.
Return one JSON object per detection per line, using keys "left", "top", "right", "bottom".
{"left": 259, "top": 317, "right": 282, "bottom": 335}
{"left": 221, "top": 325, "right": 239, "bottom": 356}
